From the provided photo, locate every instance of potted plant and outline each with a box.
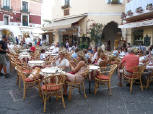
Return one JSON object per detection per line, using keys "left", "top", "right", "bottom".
{"left": 136, "top": 7, "right": 143, "bottom": 13}
{"left": 146, "top": 3, "right": 153, "bottom": 10}
{"left": 127, "top": 10, "right": 133, "bottom": 16}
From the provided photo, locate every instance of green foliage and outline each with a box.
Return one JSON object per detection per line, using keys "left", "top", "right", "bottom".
{"left": 88, "top": 23, "right": 103, "bottom": 46}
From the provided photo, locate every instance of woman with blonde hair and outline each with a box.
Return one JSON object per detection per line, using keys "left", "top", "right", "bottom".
{"left": 64, "top": 51, "right": 87, "bottom": 95}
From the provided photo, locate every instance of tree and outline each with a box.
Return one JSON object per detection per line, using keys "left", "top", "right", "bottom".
{"left": 88, "top": 23, "right": 103, "bottom": 46}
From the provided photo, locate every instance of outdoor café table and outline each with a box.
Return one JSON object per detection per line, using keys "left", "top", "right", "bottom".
{"left": 88, "top": 65, "right": 100, "bottom": 93}
{"left": 28, "top": 60, "right": 45, "bottom": 68}
{"left": 19, "top": 52, "right": 31, "bottom": 63}
{"left": 40, "top": 67, "right": 65, "bottom": 77}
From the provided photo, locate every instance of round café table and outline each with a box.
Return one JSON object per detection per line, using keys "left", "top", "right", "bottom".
{"left": 88, "top": 65, "right": 100, "bottom": 93}
{"left": 28, "top": 60, "right": 45, "bottom": 68}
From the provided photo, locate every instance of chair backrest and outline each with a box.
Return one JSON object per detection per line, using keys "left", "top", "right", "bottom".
{"left": 132, "top": 66, "right": 145, "bottom": 78}
{"left": 108, "top": 64, "right": 118, "bottom": 78}
{"left": 43, "top": 75, "right": 66, "bottom": 85}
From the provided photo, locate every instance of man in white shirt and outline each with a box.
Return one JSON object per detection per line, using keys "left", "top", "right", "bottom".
{"left": 52, "top": 44, "right": 59, "bottom": 54}
{"left": 55, "top": 51, "right": 69, "bottom": 71}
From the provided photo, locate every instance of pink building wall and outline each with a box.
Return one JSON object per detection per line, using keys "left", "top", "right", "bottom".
{"left": 0, "top": 0, "right": 41, "bottom": 24}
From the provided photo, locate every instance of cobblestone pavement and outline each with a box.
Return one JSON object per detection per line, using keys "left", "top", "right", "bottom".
{"left": 1, "top": 65, "right": 153, "bottom": 114}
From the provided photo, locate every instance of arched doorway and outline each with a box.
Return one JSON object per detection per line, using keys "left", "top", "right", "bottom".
{"left": 102, "top": 21, "right": 122, "bottom": 50}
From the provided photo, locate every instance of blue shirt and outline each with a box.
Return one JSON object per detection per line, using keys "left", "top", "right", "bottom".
{"left": 72, "top": 52, "right": 78, "bottom": 59}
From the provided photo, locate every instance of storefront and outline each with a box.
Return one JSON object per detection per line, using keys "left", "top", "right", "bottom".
{"left": 119, "top": 19, "right": 153, "bottom": 46}
{"left": 44, "top": 15, "right": 87, "bottom": 47}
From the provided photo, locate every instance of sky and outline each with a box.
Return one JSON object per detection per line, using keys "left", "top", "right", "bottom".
{"left": 41, "top": 0, "right": 55, "bottom": 21}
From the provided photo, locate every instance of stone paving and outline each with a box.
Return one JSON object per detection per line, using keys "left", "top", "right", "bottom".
{"left": 1, "top": 67, "right": 153, "bottom": 114}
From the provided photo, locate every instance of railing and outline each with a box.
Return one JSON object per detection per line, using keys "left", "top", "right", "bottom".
{"left": 20, "top": 9, "right": 30, "bottom": 14}
{"left": 125, "top": 0, "right": 153, "bottom": 17}
{"left": 1, "top": 6, "right": 12, "bottom": 11}
{"left": 107, "top": 0, "right": 121, "bottom": 4}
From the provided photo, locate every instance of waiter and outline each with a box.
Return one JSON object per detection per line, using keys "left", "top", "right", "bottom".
{"left": 0, "top": 35, "right": 9, "bottom": 78}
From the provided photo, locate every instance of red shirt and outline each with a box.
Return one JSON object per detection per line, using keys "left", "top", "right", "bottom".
{"left": 30, "top": 46, "right": 36, "bottom": 52}
{"left": 121, "top": 53, "right": 139, "bottom": 73}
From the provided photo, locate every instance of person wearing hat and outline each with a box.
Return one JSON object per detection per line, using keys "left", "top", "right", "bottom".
{"left": 0, "top": 35, "right": 9, "bottom": 78}
{"left": 55, "top": 51, "right": 69, "bottom": 71}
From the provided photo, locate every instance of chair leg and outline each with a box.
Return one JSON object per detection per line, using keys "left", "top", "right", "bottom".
{"left": 16, "top": 75, "right": 19, "bottom": 85}
{"left": 140, "top": 77, "right": 143, "bottom": 91}
{"left": 61, "top": 94, "right": 66, "bottom": 108}
{"left": 19, "top": 76, "right": 21, "bottom": 89}
{"left": 38, "top": 84, "right": 42, "bottom": 97}
{"left": 94, "top": 81, "right": 98, "bottom": 95}
{"left": 130, "top": 79, "right": 133, "bottom": 94}
{"left": 43, "top": 95, "right": 47, "bottom": 112}
{"left": 68, "top": 85, "right": 72, "bottom": 101}
{"left": 108, "top": 81, "right": 112, "bottom": 96}
{"left": 146, "top": 77, "right": 150, "bottom": 89}
{"left": 78, "top": 85, "right": 81, "bottom": 94}
{"left": 23, "top": 83, "right": 26, "bottom": 100}
{"left": 82, "top": 82, "right": 87, "bottom": 98}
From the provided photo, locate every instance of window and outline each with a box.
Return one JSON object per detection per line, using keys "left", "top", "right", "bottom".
{"left": 22, "top": 15, "right": 28, "bottom": 26}
{"left": 4, "top": 15, "right": 9, "bottom": 25}
{"left": 3, "top": 0, "right": 10, "bottom": 9}
{"left": 65, "top": 0, "right": 70, "bottom": 6}
{"left": 22, "top": 1, "right": 28, "bottom": 12}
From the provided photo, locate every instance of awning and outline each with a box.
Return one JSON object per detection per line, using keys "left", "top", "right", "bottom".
{"left": 45, "top": 15, "right": 85, "bottom": 30}
{"left": 119, "top": 19, "right": 153, "bottom": 28}
{"left": 0, "top": 25, "right": 22, "bottom": 37}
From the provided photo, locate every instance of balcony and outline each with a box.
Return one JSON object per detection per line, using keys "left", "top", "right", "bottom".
{"left": 20, "top": 9, "right": 30, "bottom": 14}
{"left": 125, "top": 0, "right": 153, "bottom": 18}
{"left": 107, "top": 0, "right": 121, "bottom": 4}
{"left": 61, "top": 4, "right": 70, "bottom": 9}
{"left": 1, "top": 6, "right": 12, "bottom": 11}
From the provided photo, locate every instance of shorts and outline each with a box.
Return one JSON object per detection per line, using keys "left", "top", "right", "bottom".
{"left": 0, "top": 54, "right": 8, "bottom": 66}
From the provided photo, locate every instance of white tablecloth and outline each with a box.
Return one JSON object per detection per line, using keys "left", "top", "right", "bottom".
{"left": 40, "top": 67, "right": 65, "bottom": 77}
{"left": 28, "top": 60, "right": 45, "bottom": 67}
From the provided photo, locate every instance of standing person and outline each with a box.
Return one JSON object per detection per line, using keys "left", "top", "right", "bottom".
{"left": 16, "top": 37, "right": 19, "bottom": 45}
{"left": 0, "top": 35, "right": 9, "bottom": 78}
{"left": 66, "top": 41, "right": 69, "bottom": 49}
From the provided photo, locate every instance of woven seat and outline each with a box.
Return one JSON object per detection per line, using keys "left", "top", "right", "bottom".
{"left": 97, "top": 75, "right": 109, "bottom": 80}
{"left": 41, "top": 83, "right": 61, "bottom": 91}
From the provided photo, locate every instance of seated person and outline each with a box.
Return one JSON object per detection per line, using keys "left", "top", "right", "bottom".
{"left": 29, "top": 43, "right": 36, "bottom": 53}
{"left": 54, "top": 51, "right": 69, "bottom": 71}
{"left": 112, "top": 48, "right": 119, "bottom": 57}
{"left": 52, "top": 43, "right": 59, "bottom": 54}
{"left": 118, "top": 48, "right": 139, "bottom": 86}
{"left": 71, "top": 48, "right": 79, "bottom": 59}
{"left": 64, "top": 51, "right": 87, "bottom": 95}
{"left": 27, "top": 67, "right": 41, "bottom": 81}
{"left": 40, "top": 49, "right": 46, "bottom": 60}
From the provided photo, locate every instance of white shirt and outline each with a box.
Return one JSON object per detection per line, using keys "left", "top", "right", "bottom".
{"left": 52, "top": 47, "right": 59, "bottom": 53}
{"left": 55, "top": 58, "right": 69, "bottom": 67}
{"left": 25, "top": 37, "right": 32, "bottom": 45}
{"left": 40, "top": 53, "right": 46, "bottom": 60}
{"left": 92, "top": 52, "right": 98, "bottom": 62}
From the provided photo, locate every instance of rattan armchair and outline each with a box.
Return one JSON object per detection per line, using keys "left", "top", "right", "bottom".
{"left": 123, "top": 66, "right": 145, "bottom": 93}
{"left": 94, "top": 64, "right": 117, "bottom": 95}
{"left": 41, "top": 74, "right": 66, "bottom": 112}
{"left": 66, "top": 69, "right": 89, "bottom": 101}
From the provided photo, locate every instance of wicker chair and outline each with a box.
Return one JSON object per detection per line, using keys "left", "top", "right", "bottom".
{"left": 94, "top": 64, "right": 117, "bottom": 95}
{"left": 41, "top": 75, "right": 66, "bottom": 112}
{"left": 66, "top": 69, "right": 89, "bottom": 101}
{"left": 146, "top": 71, "right": 153, "bottom": 89}
{"left": 19, "top": 71, "right": 42, "bottom": 100}
{"left": 123, "top": 66, "right": 145, "bottom": 93}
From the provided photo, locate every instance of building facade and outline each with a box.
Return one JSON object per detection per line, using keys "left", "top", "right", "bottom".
{"left": 120, "top": 0, "right": 153, "bottom": 47}
{"left": 0, "top": 0, "right": 41, "bottom": 39}
{"left": 45, "top": 0, "right": 125, "bottom": 48}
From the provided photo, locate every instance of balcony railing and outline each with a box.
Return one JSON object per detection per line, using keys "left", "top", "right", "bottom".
{"left": 107, "top": 0, "right": 121, "bottom": 4}
{"left": 125, "top": 0, "right": 153, "bottom": 17}
{"left": 1, "top": 6, "right": 12, "bottom": 11}
{"left": 20, "top": 9, "right": 30, "bottom": 14}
